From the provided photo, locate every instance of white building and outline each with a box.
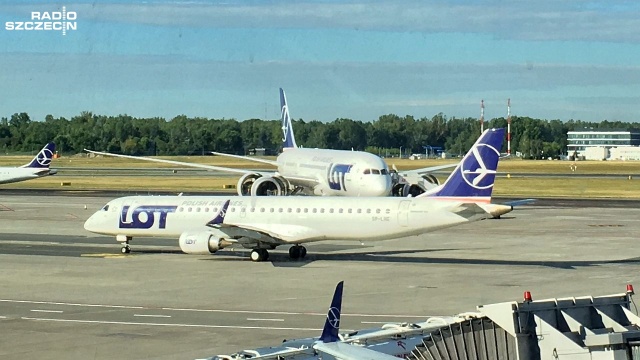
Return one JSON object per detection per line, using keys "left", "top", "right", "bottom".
{"left": 567, "top": 129, "right": 640, "bottom": 158}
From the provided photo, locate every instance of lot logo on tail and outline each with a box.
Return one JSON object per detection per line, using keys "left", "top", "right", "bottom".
{"left": 36, "top": 147, "right": 53, "bottom": 167}
{"left": 119, "top": 205, "right": 177, "bottom": 229}
{"left": 280, "top": 88, "right": 297, "bottom": 149}
{"left": 460, "top": 143, "right": 500, "bottom": 190}
{"left": 327, "top": 307, "right": 340, "bottom": 329}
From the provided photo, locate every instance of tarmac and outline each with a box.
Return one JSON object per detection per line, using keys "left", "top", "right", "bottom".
{"left": 1, "top": 191, "right": 640, "bottom": 359}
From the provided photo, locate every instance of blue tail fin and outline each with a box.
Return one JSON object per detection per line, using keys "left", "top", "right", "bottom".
{"left": 319, "top": 281, "right": 344, "bottom": 343}
{"left": 21, "top": 142, "right": 55, "bottom": 169}
{"left": 206, "top": 200, "right": 230, "bottom": 227}
{"left": 428, "top": 128, "right": 504, "bottom": 200}
{"left": 280, "top": 88, "right": 298, "bottom": 149}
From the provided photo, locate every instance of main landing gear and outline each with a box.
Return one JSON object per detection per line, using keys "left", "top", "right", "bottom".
{"left": 121, "top": 244, "right": 131, "bottom": 254}
{"left": 248, "top": 245, "right": 308, "bottom": 262}
{"left": 288, "top": 245, "right": 307, "bottom": 260}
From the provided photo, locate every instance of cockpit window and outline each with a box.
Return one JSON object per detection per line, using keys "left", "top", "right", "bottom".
{"left": 101, "top": 205, "right": 109, "bottom": 211}
{"left": 372, "top": 169, "right": 380, "bottom": 174}
{"left": 363, "top": 169, "right": 371, "bottom": 174}
{"left": 380, "top": 169, "right": 388, "bottom": 175}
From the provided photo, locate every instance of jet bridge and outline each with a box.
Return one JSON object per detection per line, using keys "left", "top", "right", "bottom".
{"left": 410, "top": 286, "right": 640, "bottom": 360}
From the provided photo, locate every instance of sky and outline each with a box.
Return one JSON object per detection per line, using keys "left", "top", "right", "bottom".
{"left": 2, "top": 0, "right": 640, "bottom": 123}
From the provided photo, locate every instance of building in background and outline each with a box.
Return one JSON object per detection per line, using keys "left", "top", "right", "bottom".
{"left": 567, "top": 129, "right": 640, "bottom": 160}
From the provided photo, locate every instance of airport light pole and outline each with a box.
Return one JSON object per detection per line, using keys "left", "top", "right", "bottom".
{"left": 399, "top": 146, "right": 403, "bottom": 159}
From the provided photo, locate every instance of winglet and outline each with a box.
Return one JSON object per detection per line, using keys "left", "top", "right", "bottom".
{"left": 319, "top": 281, "right": 344, "bottom": 343}
{"left": 280, "top": 88, "right": 298, "bottom": 149}
{"left": 426, "top": 128, "right": 504, "bottom": 201}
{"left": 21, "top": 142, "right": 55, "bottom": 169}
{"left": 206, "top": 200, "right": 231, "bottom": 227}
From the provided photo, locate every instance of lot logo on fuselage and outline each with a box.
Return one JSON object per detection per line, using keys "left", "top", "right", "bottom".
{"left": 327, "top": 163, "right": 352, "bottom": 191}
{"left": 460, "top": 143, "right": 499, "bottom": 190}
{"left": 119, "top": 205, "right": 177, "bottom": 229}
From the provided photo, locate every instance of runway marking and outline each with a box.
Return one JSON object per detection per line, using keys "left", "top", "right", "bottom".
{"left": 0, "top": 316, "right": 7, "bottom": 319}
{"left": 134, "top": 314, "right": 171, "bottom": 318}
{"left": 247, "top": 318, "right": 285, "bottom": 322}
{"left": 30, "top": 309, "right": 63, "bottom": 313}
{"left": 360, "top": 321, "right": 391, "bottom": 324}
{"left": 1, "top": 299, "right": 428, "bottom": 318}
{"left": 0, "top": 299, "right": 143, "bottom": 309}
{"left": 162, "top": 307, "right": 427, "bottom": 318}
{"left": 21, "top": 317, "right": 321, "bottom": 331}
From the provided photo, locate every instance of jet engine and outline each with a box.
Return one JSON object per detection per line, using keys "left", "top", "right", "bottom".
{"left": 236, "top": 174, "right": 290, "bottom": 196}
{"left": 178, "top": 231, "right": 232, "bottom": 255}
{"left": 391, "top": 173, "right": 440, "bottom": 197}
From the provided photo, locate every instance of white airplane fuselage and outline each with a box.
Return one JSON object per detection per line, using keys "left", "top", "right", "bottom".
{"left": 85, "top": 195, "right": 488, "bottom": 244}
{"left": 0, "top": 167, "right": 54, "bottom": 184}
{"left": 274, "top": 148, "right": 392, "bottom": 197}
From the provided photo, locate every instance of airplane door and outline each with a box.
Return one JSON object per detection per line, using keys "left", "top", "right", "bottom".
{"left": 239, "top": 204, "right": 247, "bottom": 218}
{"left": 397, "top": 200, "right": 410, "bottom": 227}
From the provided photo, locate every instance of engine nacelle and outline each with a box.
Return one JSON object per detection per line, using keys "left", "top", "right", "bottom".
{"left": 421, "top": 173, "right": 440, "bottom": 185}
{"left": 250, "top": 176, "right": 290, "bottom": 196}
{"left": 392, "top": 183, "right": 425, "bottom": 197}
{"left": 237, "top": 173, "right": 261, "bottom": 196}
{"left": 178, "top": 231, "right": 230, "bottom": 255}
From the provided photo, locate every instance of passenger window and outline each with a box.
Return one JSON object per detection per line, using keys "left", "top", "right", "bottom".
{"left": 231, "top": 207, "right": 235, "bottom": 212}
{"left": 204, "top": 207, "right": 209, "bottom": 212}
{"left": 178, "top": 207, "right": 183, "bottom": 212}
{"left": 196, "top": 207, "right": 201, "bottom": 212}
{"left": 366, "top": 209, "right": 371, "bottom": 214}
{"left": 260, "top": 208, "right": 265, "bottom": 212}
{"left": 376, "top": 209, "right": 381, "bottom": 214}
{"left": 372, "top": 169, "right": 380, "bottom": 174}
{"left": 278, "top": 208, "right": 283, "bottom": 213}
{"left": 329, "top": 209, "right": 334, "bottom": 213}
{"left": 270, "top": 208, "right": 274, "bottom": 213}
{"left": 241, "top": 208, "right": 246, "bottom": 212}
{"left": 385, "top": 209, "right": 391, "bottom": 214}
{"left": 213, "top": 207, "right": 218, "bottom": 212}
{"left": 304, "top": 208, "right": 308, "bottom": 213}
{"left": 312, "top": 208, "right": 317, "bottom": 213}
{"left": 188, "top": 207, "right": 192, "bottom": 212}
{"left": 320, "top": 208, "right": 325, "bottom": 213}
{"left": 348, "top": 209, "right": 352, "bottom": 214}
{"left": 288, "top": 208, "right": 292, "bottom": 213}
{"left": 250, "top": 208, "right": 255, "bottom": 212}
{"left": 339, "top": 209, "right": 343, "bottom": 213}
{"left": 296, "top": 208, "right": 301, "bottom": 213}
{"left": 357, "top": 209, "right": 362, "bottom": 214}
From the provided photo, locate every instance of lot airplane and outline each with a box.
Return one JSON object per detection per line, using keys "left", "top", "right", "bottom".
{"left": 0, "top": 142, "right": 57, "bottom": 184}
{"left": 84, "top": 128, "right": 508, "bottom": 261}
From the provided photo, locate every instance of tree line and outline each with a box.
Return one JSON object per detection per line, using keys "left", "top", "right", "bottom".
{"left": 1, "top": 111, "right": 637, "bottom": 159}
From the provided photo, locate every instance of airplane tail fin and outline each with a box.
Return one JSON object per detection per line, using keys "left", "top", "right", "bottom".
{"left": 319, "top": 281, "right": 344, "bottom": 343}
{"left": 280, "top": 88, "right": 298, "bottom": 149}
{"left": 421, "top": 128, "right": 504, "bottom": 202}
{"left": 21, "top": 142, "right": 55, "bottom": 169}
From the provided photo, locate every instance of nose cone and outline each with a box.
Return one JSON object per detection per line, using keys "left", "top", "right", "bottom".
{"left": 84, "top": 212, "right": 102, "bottom": 233}
{"left": 362, "top": 176, "right": 392, "bottom": 196}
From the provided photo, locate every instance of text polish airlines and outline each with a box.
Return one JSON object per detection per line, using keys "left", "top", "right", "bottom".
{"left": 0, "top": 142, "right": 57, "bottom": 184}
{"left": 84, "top": 128, "right": 509, "bottom": 260}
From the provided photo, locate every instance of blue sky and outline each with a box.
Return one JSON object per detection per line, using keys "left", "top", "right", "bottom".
{"left": 2, "top": 0, "right": 640, "bottom": 123}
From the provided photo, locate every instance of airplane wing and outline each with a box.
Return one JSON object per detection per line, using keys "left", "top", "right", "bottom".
{"left": 400, "top": 163, "right": 457, "bottom": 175}
{"left": 84, "top": 149, "right": 271, "bottom": 176}
{"left": 211, "top": 151, "right": 278, "bottom": 167}
{"left": 313, "top": 342, "right": 398, "bottom": 360}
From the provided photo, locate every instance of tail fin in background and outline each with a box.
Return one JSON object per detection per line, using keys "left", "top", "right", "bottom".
{"left": 21, "top": 142, "right": 55, "bottom": 169}
{"left": 280, "top": 88, "right": 298, "bottom": 149}
{"left": 423, "top": 128, "right": 504, "bottom": 202}
{"left": 319, "top": 281, "right": 344, "bottom": 343}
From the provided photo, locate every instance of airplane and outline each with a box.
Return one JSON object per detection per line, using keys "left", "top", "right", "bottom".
{"left": 84, "top": 88, "right": 455, "bottom": 198}
{"left": 83, "top": 128, "right": 510, "bottom": 260}
{"left": 203, "top": 281, "right": 450, "bottom": 360}
{"left": 0, "top": 142, "right": 57, "bottom": 184}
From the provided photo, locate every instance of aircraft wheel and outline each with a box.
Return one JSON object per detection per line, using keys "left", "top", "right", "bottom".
{"left": 299, "top": 246, "right": 307, "bottom": 259}
{"left": 121, "top": 245, "right": 131, "bottom": 254}
{"left": 250, "top": 249, "right": 269, "bottom": 262}
{"left": 289, "top": 246, "right": 301, "bottom": 260}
